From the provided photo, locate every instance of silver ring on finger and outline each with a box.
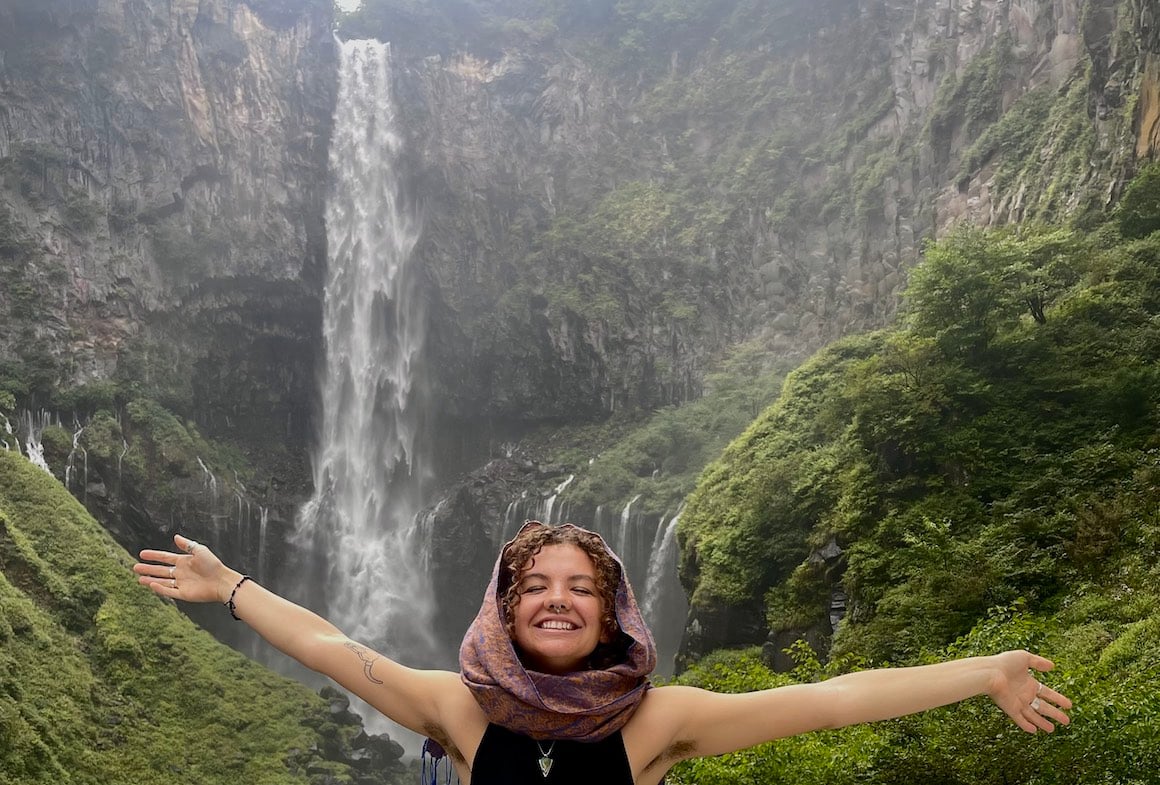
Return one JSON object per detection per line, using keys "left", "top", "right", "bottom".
{"left": 185, "top": 541, "right": 200, "bottom": 555}
{"left": 1036, "top": 682, "right": 1044, "bottom": 696}
{"left": 1030, "top": 697, "right": 1041, "bottom": 711}
{"left": 169, "top": 566, "right": 176, "bottom": 578}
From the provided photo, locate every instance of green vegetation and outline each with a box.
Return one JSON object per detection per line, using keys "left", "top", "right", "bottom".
{"left": 0, "top": 450, "right": 408, "bottom": 785}
{"left": 989, "top": 72, "right": 1100, "bottom": 223}
{"left": 928, "top": 35, "right": 1014, "bottom": 148}
{"left": 680, "top": 216, "right": 1160, "bottom": 667}
{"left": 959, "top": 86, "right": 1056, "bottom": 191}
{"left": 1116, "top": 161, "right": 1160, "bottom": 239}
{"left": 667, "top": 587, "right": 1160, "bottom": 784}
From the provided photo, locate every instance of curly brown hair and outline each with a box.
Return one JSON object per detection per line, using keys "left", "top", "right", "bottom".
{"left": 498, "top": 522, "right": 625, "bottom": 667}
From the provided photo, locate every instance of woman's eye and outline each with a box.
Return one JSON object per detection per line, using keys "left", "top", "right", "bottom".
{"left": 522, "top": 585, "right": 545, "bottom": 594}
{"left": 572, "top": 587, "right": 592, "bottom": 595}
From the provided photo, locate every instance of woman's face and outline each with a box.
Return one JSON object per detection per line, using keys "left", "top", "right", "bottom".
{"left": 510, "top": 543, "right": 610, "bottom": 674}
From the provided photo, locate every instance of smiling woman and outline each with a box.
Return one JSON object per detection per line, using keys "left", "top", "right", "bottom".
{"left": 133, "top": 521, "right": 1071, "bottom": 785}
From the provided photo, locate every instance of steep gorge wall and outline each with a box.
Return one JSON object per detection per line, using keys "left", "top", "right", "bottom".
{"left": 0, "top": 0, "right": 333, "bottom": 441}
{"left": 0, "top": 0, "right": 335, "bottom": 565}
{"left": 372, "top": 0, "right": 1155, "bottom": 452}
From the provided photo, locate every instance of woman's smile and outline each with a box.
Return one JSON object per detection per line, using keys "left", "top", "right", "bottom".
{"left": 538, "top": 619, "right": 577, "bottom": 630}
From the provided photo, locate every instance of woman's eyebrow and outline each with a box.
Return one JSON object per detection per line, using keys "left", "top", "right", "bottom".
{"left": 519, "top": 572, "right": 596, "bottom": 583}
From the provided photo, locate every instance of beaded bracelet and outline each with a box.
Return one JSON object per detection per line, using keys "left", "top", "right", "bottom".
{"left": 226, "top": 575, "right": 252, "bottom": 620}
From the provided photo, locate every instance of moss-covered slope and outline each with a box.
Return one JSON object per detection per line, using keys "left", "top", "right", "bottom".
{"left": 0, "top": 449, "right": 405, "bottom": 785}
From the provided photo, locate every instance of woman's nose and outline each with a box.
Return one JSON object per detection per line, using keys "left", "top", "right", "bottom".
{"left": 546, "top": 590, "right": 570, "bottom": 613}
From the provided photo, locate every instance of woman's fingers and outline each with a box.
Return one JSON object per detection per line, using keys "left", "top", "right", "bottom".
{"left": 1038, "top": 683, "right": 1072, "bottom": 710}
{"left": 141, "top": 575, "right": 181, "bottom": 598}
{"left": 1009, "top": 678, "right": 1071, "bottom": 734}
{"left": 1026, "top": 653, "right": 1054, "bottom": 672}
{"left": 139, "top": 548, "right": 179, "bottom": 564}
{"left": 1022, "top": 697, "right": 1068, "bottom": 733}
{"left": 133, "top": 561, "right": 179, "bottom": 580}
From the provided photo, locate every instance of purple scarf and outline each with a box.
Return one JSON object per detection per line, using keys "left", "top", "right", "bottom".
{"left": 459, "top": 522, "right": 656, "bottom": 742}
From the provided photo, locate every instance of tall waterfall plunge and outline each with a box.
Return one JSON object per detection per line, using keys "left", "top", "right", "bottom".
{"left": 295, "top": 40, "right": 439, "bottom": 674}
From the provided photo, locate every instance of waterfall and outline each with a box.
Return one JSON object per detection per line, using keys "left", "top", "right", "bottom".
{"left": 196, "top": 457, "right": 218, "bottom": 502}
{"left": 23, "top": 411, "right": 52, "bottom": 474}
{"left": 542, "top": 474, "right": 575, "bottom": 525}
{"left": 64, "top": 421, "right": 86, "bottom": 497}
{"left": 257, "top": 506, "right": 269, "bottom": 583}
{"left": 616, "top": 494, "right": 642, "bottom": 558}
{"left": 642, "top": 509, "right": 681, "bottom": 624}
{"left": 295, "top": 39, "right": 436, "bottom": 665}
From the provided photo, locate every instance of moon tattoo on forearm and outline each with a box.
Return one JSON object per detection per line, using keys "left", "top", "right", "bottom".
{"left": 343, "top": 642, "right": 385, "bottom": 684}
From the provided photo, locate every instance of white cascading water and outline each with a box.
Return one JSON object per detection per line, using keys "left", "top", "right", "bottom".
{"left": 641, "top": 508, "right": 682, "bottom": 625}
{"left": 295, "top": 39, "right": 437, "bottom": 666}
{"left": 23, "top": 411, "right": 52, "bottom": 474}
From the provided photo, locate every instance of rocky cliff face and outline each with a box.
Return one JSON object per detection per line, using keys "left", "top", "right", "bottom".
{"left": 373, "top": 0, "right": 1155, "bottom": 456}
{"left": 0, "top": 0, "right": 336, "bottom": 599}
{"left": 0, "top": 0, "right": 334, "bottom": 441}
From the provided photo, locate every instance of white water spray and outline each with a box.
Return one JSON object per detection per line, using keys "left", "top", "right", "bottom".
{"left": 542, "top": 474, "right": 574, "bottom": 525}
{"left": 24, "top": 411, "right": 52, "bottom": 474}
{"left": 617, "top": 494, "right": 642, "bottom": 557}
{"left": 296, "top": 39, "right": 436, "bottom": 662}
{"left": 65, "top": 422, "right": 87, "bottom": 499}
{"left": 642, "top": 509, "right": 681, "bottom": 625}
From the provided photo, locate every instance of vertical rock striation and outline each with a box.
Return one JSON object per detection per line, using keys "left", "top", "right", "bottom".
{"left": 0, "top": 0, "right": 335, "bottom": 445}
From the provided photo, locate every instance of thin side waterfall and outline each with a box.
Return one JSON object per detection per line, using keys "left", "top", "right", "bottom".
{"left": 23, "top": 410, "right": 52, "bottom": 474}
{"left": 641, "top": 508, "right": 681, "bottom": 624}
{"left": 295, "top": 39, "right": 437, "bottom": 666}
{"left": 617, "top": 494, "right": 642, "bottom": 557}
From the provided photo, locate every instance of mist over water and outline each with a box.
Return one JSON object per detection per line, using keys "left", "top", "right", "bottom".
{"left": 295, "top": 39, "right": 438, "bottom": 670}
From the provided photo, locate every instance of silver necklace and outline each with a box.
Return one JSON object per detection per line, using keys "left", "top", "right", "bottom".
{"left": 535, "top": 739, "right": 556, "bottom": 778}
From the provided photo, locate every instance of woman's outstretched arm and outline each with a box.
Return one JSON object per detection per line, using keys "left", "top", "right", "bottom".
{"left": 134, "top": 534, "right": 462, "bottom": 735}
{"left": 645, "top": 651, "right": 1071, "bottom": 762}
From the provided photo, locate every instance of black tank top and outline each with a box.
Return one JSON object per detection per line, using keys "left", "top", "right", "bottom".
{"left": 471, "top": 723, "right": 634, "bottom": 785}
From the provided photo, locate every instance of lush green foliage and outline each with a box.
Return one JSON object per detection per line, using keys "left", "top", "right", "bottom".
{"left": 681, "top": 217, "right": 1160, "bottom": 666}
{"left": 1116, "top": 161, "right": 1160, "bottom": 239}
{"left": 666, "top": 581, "right": 1160, "bottom": 784}
{"left": 0, "top": 450, "right": 404, "bottom": 785}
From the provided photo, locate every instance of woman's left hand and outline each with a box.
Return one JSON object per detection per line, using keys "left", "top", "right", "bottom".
{"left": 987, "top": 650, "right": 1072, "bottom": 733}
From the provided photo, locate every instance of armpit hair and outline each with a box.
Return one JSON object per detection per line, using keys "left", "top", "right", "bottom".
{"left": 421, "top": 723, "right": 465, "bottom": 764}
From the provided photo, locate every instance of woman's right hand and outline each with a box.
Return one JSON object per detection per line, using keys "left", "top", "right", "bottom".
{"left": 134, "top": 534, "right": 238, "bottom": 604}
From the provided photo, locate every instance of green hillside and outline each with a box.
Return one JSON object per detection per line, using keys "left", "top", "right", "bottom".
{"left": 0, "top": 450, "right": 405, "bottom": 785}
{"left": 668, "top": 171, "right": 1160, "bottom": 783}
{"left": 670, "top": 169, "right": 1160, "bottom": 778}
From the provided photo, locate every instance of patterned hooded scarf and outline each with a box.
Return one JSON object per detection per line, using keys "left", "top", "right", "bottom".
{"left": 459, "top": 521, "right": 657, "bottom": 742}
